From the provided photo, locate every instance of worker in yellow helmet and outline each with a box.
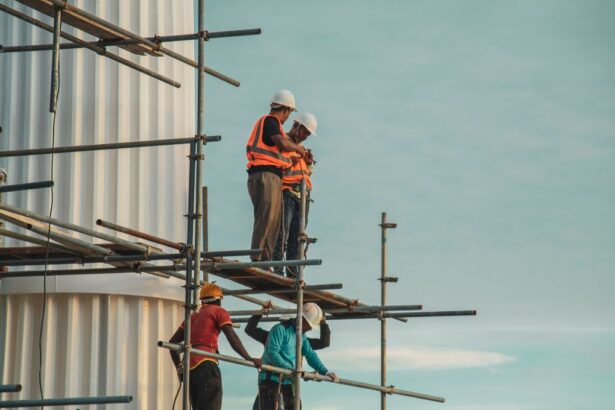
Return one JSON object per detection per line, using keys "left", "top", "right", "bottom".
{"left": 168, "top": 283, "right": 261, "bottom": 410}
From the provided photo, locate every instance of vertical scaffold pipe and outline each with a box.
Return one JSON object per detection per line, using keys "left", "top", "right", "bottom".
{"left": 294, "top": 178, "right": 307, "bottom": 410}
{"left": 49, "top": 6, "right": 62, "bottom": 113}
{"left": 380, "top": 212, "right": 388, "bottom": 410}
{"left": 194, "top": 0, "right": 205, "bottom": 292}
{"left": 182, "top": 141, "right": 197, "bottom": 410}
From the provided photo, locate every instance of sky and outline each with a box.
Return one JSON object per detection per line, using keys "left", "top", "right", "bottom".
{"left": 194, "top": 1, "right": 615, "bottom": 409}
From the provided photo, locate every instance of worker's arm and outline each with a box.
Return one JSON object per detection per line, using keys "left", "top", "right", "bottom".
{"left": 244, "top": 315, "right": 269, "bottom": 345}
{"left": 271, "top": 133, "right": 306, "bottom": 156}
{"left": 307, "top": 320, "right": 330, "bottom": 350}
{"left": 168, "top": 324, "right": 185, "bottom": 368}
{"left": 302, "top": 334, "right": 329, "bottom": 375}
{"left": 221, "top": 324, "right": 262, "bottom": 368}
{"left": 264, "top": 324, "right": 294, "bottom": 370}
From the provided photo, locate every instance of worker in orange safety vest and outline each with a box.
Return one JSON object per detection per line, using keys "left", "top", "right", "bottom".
{"left": 272, "top": 112, "right": 318, "bottom": 277}
{"left": 246, "top": 90, "right": 306, "bottom": 262}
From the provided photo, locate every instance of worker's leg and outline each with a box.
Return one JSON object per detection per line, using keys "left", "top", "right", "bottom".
{"left": 258, "top": 381, "right": 281, "bottom": 410}
{"left": 285, "top": 195, "right": 301, "bottom": 277}
{"left": 189, "top": 362, "right": 222, "bottom": 410}
{"left": 248, "top": 171, "right": 282, "bottom": 261}
{"left": 252, "top": 393, "right": 259, "bottom": 410}
{"left": 281, "top": 384, "right": 298, "bottom": 409}
{"left": 273, "top": 191, "right": 295, "bottom": 273}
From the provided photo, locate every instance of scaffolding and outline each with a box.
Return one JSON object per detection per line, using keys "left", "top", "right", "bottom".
{"left": 0, "top": 1, "right": 477, "bottom": 409}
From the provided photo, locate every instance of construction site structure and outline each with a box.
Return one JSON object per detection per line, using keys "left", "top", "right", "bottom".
{"left": 0, "top": 1, "right": 476, "bottom": 409}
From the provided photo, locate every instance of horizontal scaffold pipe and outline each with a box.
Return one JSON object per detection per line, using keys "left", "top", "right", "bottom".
{"left": 0, "top": 4, "right": 180, "bottom": 88}
{"left": 0, "top": 228, "right": 79, "bottom": 255}
{"left": 204, "top": 258, "right": 321, "bottom": 270}
{"left": 0, "top": 180, "right": 53, "bottom": 193}
{"left": 0, "top": 29, "right": 262, "bottom": 52}
{"left": 0, "top": 252, "right": 186, "bottom": 267}
{"left": 0, "top": 395, "right": 132, "bottom": 408}
{"left": 48, "top": 0, "right": 240, "bottom": 86}
{"left": 227, "top": 304, "right": 423, "bottom": 317}
{"left": 96, "top": 219, "right": 183, "bottom": 250}
{"left": 223, "top": 283, "right": 342, "bottom": 296}
{"left": 0, "top": 259, "right": 321, "bottom": 278}
{"left": 0, "top": 203, "right": 150, "bottom": 254}
{"left": 0, "top": 136, "right": 220, "bottom": 158}
{"left": 232, "top": 310, "right": 476, "bottom": 323}
{"left": 0, "top": 384, "right": 21, "bottom": 393}
{"left": 157, "top": 342, "right": 445, "bottom": 403}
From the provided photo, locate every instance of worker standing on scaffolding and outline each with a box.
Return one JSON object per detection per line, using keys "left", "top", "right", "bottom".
{"left": 272, "top": 112, "right": 318, "bottom": 277}
{"left": 246, "top": 90, "right": 306, "bottom": 263}
{"left": 246, "top": 310, "right": 330, "bottom": 410}
{"left": 168, "top": 283, "right": 262, "bottom": 410}
{"left": 258, "top": 303, "right": 338, "bottom": 409}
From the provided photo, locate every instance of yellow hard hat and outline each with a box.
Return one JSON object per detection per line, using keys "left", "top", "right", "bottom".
{"left": 200, "top": 283, "right": 223, "bottom": 301}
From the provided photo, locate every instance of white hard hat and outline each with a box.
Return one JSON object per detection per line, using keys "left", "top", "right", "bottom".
{"left": 294, "top": 112, "right": 318, "bottom": 136}
{"left": 302, "top": 303, "right": 323, "bottom": 329}
{"left": 271, "top": 89, "right": 296, "bottom": 111}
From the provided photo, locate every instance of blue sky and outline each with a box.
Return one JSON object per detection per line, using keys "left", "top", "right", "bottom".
{"left": 194, "top": 1, "right": 615, "bottom": 409}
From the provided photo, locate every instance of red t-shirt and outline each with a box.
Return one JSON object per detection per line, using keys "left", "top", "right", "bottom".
{"left": 179, "top": 304, "right": 232, "bottom": 369}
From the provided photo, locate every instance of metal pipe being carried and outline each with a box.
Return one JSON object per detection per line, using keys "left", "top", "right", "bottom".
{"left": 0, "top": 395, "right": 132, "bottom": 408}
{"left": 157, "top": 342, "right": 445, "bottom": 403}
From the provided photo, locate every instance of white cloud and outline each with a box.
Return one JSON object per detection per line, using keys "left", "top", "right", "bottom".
{"left": 319, "top": 346, "right": 515, "bottom": 371}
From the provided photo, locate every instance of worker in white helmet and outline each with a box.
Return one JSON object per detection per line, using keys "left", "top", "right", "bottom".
{"left": 272, "top": 112, "right": 318, "bottom": 277}
{"left": 257, "top": 302, "right": 338, "bottom": 410}
{"left": 246, "top": 90, "right": 306, "bottom": 262}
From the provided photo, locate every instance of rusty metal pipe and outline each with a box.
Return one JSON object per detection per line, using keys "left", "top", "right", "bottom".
{"left": 96, "top": 219, "right": 182, "bottom": 250}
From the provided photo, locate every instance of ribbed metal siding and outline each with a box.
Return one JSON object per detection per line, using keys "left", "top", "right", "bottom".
{"left": 0, "top": 293, "right": 183, "bottom": 409}
{"left": 1, "top": 1, "right": 196, "bottom": 408}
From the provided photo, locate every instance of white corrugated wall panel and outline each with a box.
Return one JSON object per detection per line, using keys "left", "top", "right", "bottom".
{"left": 0, "top": 294, "right": 183, "bottom": 409}
{"left": 0, "top": 0, "right": 197, "bottom": 407}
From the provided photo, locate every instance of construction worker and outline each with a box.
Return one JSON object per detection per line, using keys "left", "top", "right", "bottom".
{"left": 246, "top": 90, "right": 306, "bottom": 263}
{"left": 272, "top": 112, "right": 318, "bottom": 277}
{"left": 168, "top": 283, "right": 262, "bottom": 410}
{"left": 246, "top": 311, "right": 331, "bottom": 410}
{"left": 257, "top": 302, "right": 338, "bottom": 410}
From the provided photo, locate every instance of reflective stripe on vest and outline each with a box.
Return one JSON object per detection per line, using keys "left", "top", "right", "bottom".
{"left": 246, "top": 115, "right": 292, "bottom": 169}
{"left": 282, "top": 153, "right": 313, "bottom": 191}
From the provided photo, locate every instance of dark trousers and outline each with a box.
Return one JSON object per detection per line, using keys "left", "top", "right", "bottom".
{"left": 258, "top": 380, "right": 298, "bottom": 410}
{"left": 248, "top": 171, "right": 282, "bottom": 261}
{"left": 273, "top": 190, "right": 308, "bottom": 277}
{"left": 189, "top": 361, "right": 222, "bottom": 410}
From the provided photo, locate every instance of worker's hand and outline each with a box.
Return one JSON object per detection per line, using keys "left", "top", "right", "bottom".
{"left": 295, "top": 145, "right": 306, "bottom": 157}
{"left": 325, "top": 372, "right": 339, "bottom": 383}
{"left": 291, "top": 155, "right": 300, "bottom": 165}
{"left": 176, "top": 364, "right": 184, "bottom": 383}
{"left": 251, "top": 357, "right": 262, "bottom": 369}
{"left": 304, "top": 149, "right": 315, "bottom": 165}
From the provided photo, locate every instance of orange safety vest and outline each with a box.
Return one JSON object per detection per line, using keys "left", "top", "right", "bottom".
{"left": 246, "top": 115, "right": 293, "bottom": 170}
{"left": 282, "top": 152, "right": 313, "bottom": 191}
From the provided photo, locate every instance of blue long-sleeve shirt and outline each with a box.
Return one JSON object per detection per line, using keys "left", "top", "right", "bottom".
{"left": 259, "top": 321, "right": 328, "bottom": 384}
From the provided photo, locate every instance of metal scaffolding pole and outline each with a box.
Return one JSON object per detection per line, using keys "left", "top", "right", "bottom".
{"left": 232, "top": 310, "right": 477, "bottom": 323}
{"left": 0, "top": 135, "right": 220, "bottom": 158}
{"left": 0, "top": 180, "right": 54, "bottom": 193}
{"left": 158, "top": 342, "right": 445, "bottom": 403}
{"left": 48, "top": 3, "right": 62, "bottom": 113}
{"left": 0, "top": 29, "right": 262, "bottom": 53}
{"left": 228, "top": 304, "right": 422, "bottom": 317}
{"left": 0, "top": 395, "right": 132, "bottom": 408}
{"left": 223, "top": 283, "right": 342, "bottom": 296}
{"left": 0, "top": 227, "right": 78, "bottom": 254}
{"left": 0, "top": 4, "right": 181, "bottom": 88}
{"left": 379, "top": 212, "right": 397, "bottom": 410}
{"left": 0, "top": 385, "right": 21, "bottom": 393}
{"left": 294, "top": 178, "right": 308, "bottom": 410}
